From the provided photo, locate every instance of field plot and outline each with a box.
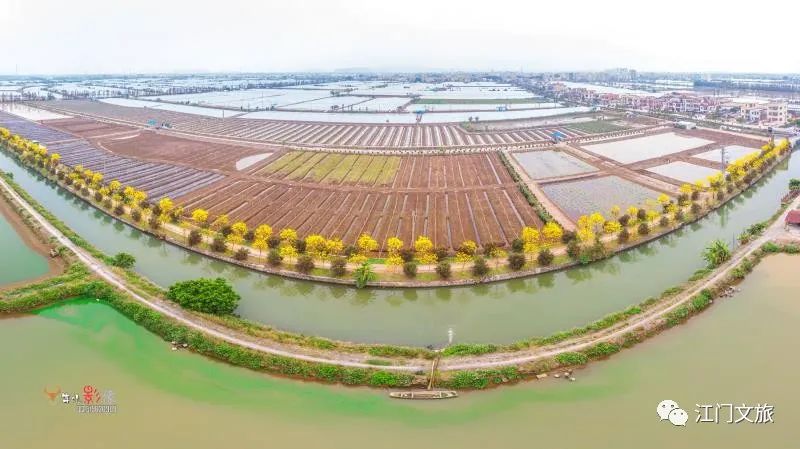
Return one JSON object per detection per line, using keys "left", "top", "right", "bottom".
{"left": 565, "top": 120, "right": 628, "bottom": 134}
{"left": 0, "top": 103, "right": 70, "bottom": 121}
{"left": 97, "top": 131, "right": 264, "bottom": 171}
{"left": 0, "top": 111, "right": 76, "bottom": 143}
{"left": 646, "top": 161, "right": 721, "bottom": 184}
{"left": 0, "top": 113, "right": 223, "bottom": 200}
{"left": 45, "top": 117, "right": 135, "bottom": 138}
{"left": 288, "top": 96, "right": 368, "bottom": 111}
{"left": 146, "top": 89, "right": 332, "bottom": 109}
{"left": 542, "top": 176, "right": 661, "bottom": 220}
{"left": 100, "top": 98, "right": 240, "bottom": 118}
{"left": 179, "top": 151, "right": 537, "bottom": 249}
{"left": 41, "top": 100, "right": 599, "bottom": 147}
{"left": 354, "top": 97, "right": 411, "bottom": 111}
{"left": 581, "top": 132, "right": 713, "bottom": 163}
{"left": 409, "top": 102, "right": 556, "bottom": 112}
{"left": 256, "top": 151, "right": 512, "bottom": 188}
{"left": 512, "top": 150, "right": 597, "bottom": 180}
{"left": 178, "top": 179, "right": 540, "bottom": 249}
{"left": 692, "top": 145, "right": 759, "bottom": 165}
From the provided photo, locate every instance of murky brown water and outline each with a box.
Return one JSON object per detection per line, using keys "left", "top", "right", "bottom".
{"left": 1, "top": 255, "right": 797, "bottom": 449}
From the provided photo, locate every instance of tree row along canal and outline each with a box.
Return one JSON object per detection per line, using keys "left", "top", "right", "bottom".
{"left": 0, "top": 150, "right": 796, "bottom": 346}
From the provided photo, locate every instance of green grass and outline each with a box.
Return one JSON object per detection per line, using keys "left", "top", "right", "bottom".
{"left": 306, "top": 153, "right": 345, "bottom": 182}
{"left": 262, "top": 152, "right": 400, "bottom": 187}
{"left": 565, "top": 121, "right": 628, "bottom": 134}
{"left": 376, "top": 157, "right": 401, "bottom": 186}
{"left": 259, "top": 151, "right": 304, "bottom": 174}
{"left": 323, "top": 154, "right": 360, "bottom": 183}
{"left": 343, "top": 155, "right": 374, "bottom": 183}
{"left": 357, "top": 155, "right": 389, "bottom": 185}
{"left": 274, "top": 151, "right": 315, "bottom": 176}
{"left": 286, "top": 152, "right": 326, "bottom": 180}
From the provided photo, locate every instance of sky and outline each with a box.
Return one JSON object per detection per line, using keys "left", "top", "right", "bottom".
{"left": 2, "top": 0, "right": 799, "bottom": 75}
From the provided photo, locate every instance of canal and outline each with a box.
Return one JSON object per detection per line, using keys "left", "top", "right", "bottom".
{"left": 0, "top": 150, "right": 797, "bottom": 345}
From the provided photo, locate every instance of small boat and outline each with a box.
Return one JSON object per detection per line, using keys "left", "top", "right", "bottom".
{"left": 389, "top": 390, "right": 458, "bottom": 400}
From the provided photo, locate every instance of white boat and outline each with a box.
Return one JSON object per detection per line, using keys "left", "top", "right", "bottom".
{"left": 389, "top": 390, "right": 458, "bottom": 400}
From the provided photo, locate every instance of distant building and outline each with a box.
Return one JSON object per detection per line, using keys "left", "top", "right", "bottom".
{"left": 727, "top": 98, "right": 788, "bottom": 126}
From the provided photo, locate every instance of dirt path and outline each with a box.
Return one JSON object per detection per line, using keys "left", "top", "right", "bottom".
{"left": 1, "top": 171, "right": 796, "bottom": 374}
{"left": 440, "top": 194, "right": 800, "bottom": 371}
{"left": 0, "top": 176, "right": 427, "bottom": 371}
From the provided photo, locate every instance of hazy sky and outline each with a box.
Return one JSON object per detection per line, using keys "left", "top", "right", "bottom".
{"left": 2, "top": 0, "right": 798, "bottom": 75}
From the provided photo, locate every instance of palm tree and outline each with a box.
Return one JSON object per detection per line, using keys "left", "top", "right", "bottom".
{"left": 702, "top": 239, "right": 731, "bottom": 268}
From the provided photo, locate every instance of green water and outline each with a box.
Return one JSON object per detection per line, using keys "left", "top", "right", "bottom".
{"left": 0, "top": 208, "right": 49, "bottom": 285}
{"left": 1, "top": 255, "right": 797, "bottom": 448}
{"left": 0, "top": 150, "right": 797, "bottom": 345}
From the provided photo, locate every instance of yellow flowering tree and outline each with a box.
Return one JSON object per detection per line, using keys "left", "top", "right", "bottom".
{"left": 414, "top": 236, "right": 437, "bottom": 265}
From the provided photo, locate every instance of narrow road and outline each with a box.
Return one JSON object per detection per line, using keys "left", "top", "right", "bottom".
{"left": 441, "top": 194, "right": 800, "bottom": 371}
{"left": 0, "top": 176, "right": 426, "bottom": 372}
{"left": 2, "top": 172, "right": 796, "bottom": 374}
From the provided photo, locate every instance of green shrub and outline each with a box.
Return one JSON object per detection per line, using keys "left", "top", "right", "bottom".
{"left": 267, "top": 249, "right": 283, "bottom": 266}
{"left": 110, "top": 252, "right": 136, "bottom": 269}
{"left": 233, "top": 247, "right": 250, "bottom": 261}
{"left": 442, "top": 343, "right": 498, "bottom": 357}
{"left": 555, "top": 352, "right": 588, "bottom": 366}
{"left": 295, "top": 255, "right": 315, "bottom": 273}
{"left": 583, "top": 342, "right": 621, "bottom": 359}
{"left": 435, "top": 260, "right": 452, "bottom": 279}
{"left": 187, "top": 229, "right": 202, "bottom": 247}
{"left": 403, "top": 261, "right": 418, "bottom": 278}
{"left": 329, "top": 257, "right": 347, "bottom": 277}
{"left": 507, "top": 252, "right": 526, "bottom": 270}
{"left": 210, "top": 236, "right": 227, "bottom": 253}
{"left": 166, "top": 277, "right": 240, "bottom": 315}
{"left": 471, "top": 256, "right": 489, "bottom": 277}
{"left": 537, "top": 248, "right": 554, "bottom": 266}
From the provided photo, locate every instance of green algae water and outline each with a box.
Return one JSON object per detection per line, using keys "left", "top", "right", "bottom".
{"left": 1, "top": 254, "right": 797, "bottom": 448}
{"left": 0, "top": 208, "right": 49, "bottom": 285}
{"left": 0, "top": 150, "right": 797, "bottom": 345}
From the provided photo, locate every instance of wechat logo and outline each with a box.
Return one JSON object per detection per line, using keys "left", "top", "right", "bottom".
{"left": 657, "top": 400, "right": 688, "bottom": 426}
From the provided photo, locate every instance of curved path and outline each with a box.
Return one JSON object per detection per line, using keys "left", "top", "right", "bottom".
{"left": 0, "top": 176, "right": 426, "bottom": 372}
{"left": 2, "top": 173, "right": 797, "bottom": 374}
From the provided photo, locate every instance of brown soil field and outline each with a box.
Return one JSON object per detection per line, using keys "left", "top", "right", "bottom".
{"left": 38, "top": 100, "right": 642, "bottom": 150}
{"left": 177, "top": 175, "right": 540, "bottom": 250}
{"left": 96, "top": 131, "right": 266, "bottom": 172}
{"left": 44, "top": 117, "right": 136, "bottom": 139}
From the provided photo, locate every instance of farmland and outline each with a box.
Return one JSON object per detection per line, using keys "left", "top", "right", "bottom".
{"left": 541, "top": 176, "right": 662, "bottom": 220}
{"left": 38, "top": 100, "right": 622, "bottom": 148}
{"left": 646, "top": 161, "right": 721, "bottom": 184}
{"left": 581, "top": 132, "right": 714, "bottom": 163}
{"left": 178, "top": 152, "right": 540, "bottom": 249}
{"left": 0, "top": 111, "right": 224, "bottom": 200}
{"left": 257, "top": 151, "right": 403, "bottom": 186}
{"left": 256, "top": 151, "right": 509, "bottom": 189}
{"left": 565, "top": 120, "right": 628, "bottom": 134}
{"left": 692, "top": 145, "right": 759, "bottom": 165}
{"left": 512, "top": 149, "right": 598, "bottom": 180}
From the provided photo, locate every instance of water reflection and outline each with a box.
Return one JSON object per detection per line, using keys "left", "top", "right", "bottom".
{"left": 1, "top": 150, "right": 796, "bottom": 345}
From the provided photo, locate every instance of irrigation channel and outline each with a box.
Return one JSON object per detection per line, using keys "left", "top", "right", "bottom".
{"left": 0, "top": 205, "right": 50, "bottom": 285}
{"left": 0, "top": 150, "right": 797, "bottom": 346}
{"left": 0, "top": 255, "right": 797, "bottom": 448}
